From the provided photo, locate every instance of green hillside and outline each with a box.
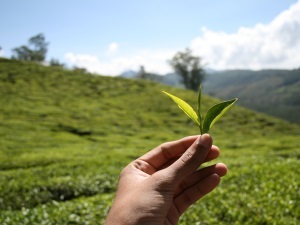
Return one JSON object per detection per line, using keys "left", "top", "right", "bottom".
{"left": 0, "top": 58, "right": 299, "bottom": 224}
{"left": 203, "top": 69, "right": 300, "bottom": 124}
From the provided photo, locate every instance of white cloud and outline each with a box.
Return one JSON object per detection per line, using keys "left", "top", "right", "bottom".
{"left": 64, "top": 1, "right": 300, "bottom": 75}
{"left": 0, "top": 48, "right": 4, "bottom": 57}
{"left": 190, "top": 0, "right": 300, "bottom": 70}
{"left": 106, "top": 42, "right": 119, "bottom": 55}
{"left": 65, "top": 49, "right": 176, "bottom": 76}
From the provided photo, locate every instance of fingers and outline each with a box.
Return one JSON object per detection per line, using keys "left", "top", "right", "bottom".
{"left": 166, "top": 134, "right": 213, "bottom": 182}
{"left": 138, "top": 135, "right": 199, "bottom": 170}
{"left": 174, "top": 163, "right": 227, "bottom": 196}
{"left": 156, "top": 145, "right": 220, "bottom": 171}
{"left": 174, "top": 174, "right": 221, "bottom": 216}
{"left": 205, "top": 145, "right": 220, "bottom": 162}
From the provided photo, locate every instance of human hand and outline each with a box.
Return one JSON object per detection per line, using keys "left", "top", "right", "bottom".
{"left": 104, "top": 134, "right": 227, "bottom": 225}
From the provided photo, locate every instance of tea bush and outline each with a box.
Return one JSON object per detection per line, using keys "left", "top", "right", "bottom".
{"left": 0, "top": 58, "right": 299, "bottom": 224}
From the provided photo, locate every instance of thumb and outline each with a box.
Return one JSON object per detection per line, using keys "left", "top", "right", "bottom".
{"left": 167, "top": 134, "right": 212, "bottom": 183}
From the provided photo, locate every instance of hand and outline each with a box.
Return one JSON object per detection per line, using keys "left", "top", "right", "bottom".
{"left": 104, "top": 134, "right": 227, "bottom": 225}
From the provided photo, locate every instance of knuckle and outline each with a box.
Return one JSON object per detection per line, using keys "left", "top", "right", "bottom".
{"left": 180, "top": 149, "right": 196, "bottom": 166}
{"left": 160, "top": 142, "right": 174, "bottom": 160}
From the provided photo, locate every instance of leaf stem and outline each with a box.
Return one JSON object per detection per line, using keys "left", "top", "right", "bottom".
{"left": 198, "top": 85, "right": 203, "bottom": 134}
{"left": 199, "top": 121, "right": 203, "bottom": 135}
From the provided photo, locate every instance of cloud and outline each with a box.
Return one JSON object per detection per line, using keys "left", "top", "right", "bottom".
{"left": 65, "top": 49, "right": 176, "bottom": 76}
{"left": 190, "top": 0, "right": 300, "bottom": 70}
{"left": 65, "top": 1, "right": 300, "bottom": 75}
{"left": 106, "top": 42, "right": 119, "bottom": 55}
{"left": 0, "top": 48, "right": 4, "bottom": 57}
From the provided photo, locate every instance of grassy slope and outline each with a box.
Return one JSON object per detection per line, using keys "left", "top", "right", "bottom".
{"left": 0, "top": 58, "right": 299, "bottom": 224}
{"left": 203, "top": 69, "right": 300, "bottom": 124}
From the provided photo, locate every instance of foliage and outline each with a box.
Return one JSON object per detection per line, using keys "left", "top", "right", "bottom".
{"left": 49, "top": 58, "right": 65, "bottom": 68}
{"left": 0, "top": 58, "right": 299, "bottom": 224}
{"left": 72, "top": 66, "right": 89, "bottom": 74}
{"left": 163, "top": 86, "right": 237, "bottom": 134}
{"left": 169, "top": 48, "right": 205, "bottom": 91}
{"left": 11, "top": 33, "right": 48, "bottom": 63}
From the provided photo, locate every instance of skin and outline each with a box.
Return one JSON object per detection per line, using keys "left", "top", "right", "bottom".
{"left": 104, "top": 134, "right": 227, "bottom": 225}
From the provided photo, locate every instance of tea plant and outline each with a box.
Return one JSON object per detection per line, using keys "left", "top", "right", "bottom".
{"left": 162, "top": 85, "right": 237, "bottom": 134}
{"left": 1, "top": 59, "right": 299, "bottom": 224}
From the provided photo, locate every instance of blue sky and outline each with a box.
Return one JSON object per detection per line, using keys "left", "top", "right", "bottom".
{"left": 1, "top": 0, "right": 299, "bottom": 75}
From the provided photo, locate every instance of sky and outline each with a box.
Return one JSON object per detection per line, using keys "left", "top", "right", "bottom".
{"left": 1, "top": 0, "right": 299, "bottom": 75}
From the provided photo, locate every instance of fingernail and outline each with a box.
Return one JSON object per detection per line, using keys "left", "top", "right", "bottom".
{"left": 198, "top": 134, "right": 211, "bottom": 149}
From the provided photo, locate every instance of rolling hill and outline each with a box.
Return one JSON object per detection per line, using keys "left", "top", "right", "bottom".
{"left": 203, "top": 69, "right": 300, "bottom": 124}
{"left": 0, "top": 58, "right": 299, "bottom": 224}
{"left": 120, "top": 68, "right": 300, "bottom": 124}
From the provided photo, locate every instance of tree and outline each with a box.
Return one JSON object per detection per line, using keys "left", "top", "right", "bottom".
{"left": 169, "top": 48, "right": 205, "bottom": 91}
{"left": 12, "top": 33, "right": 48, "bottom": 63}
{"left": 137, "top": 65, "right": 146, "bottom": 79}
{"left": 49, "top": 58, "right": 65, "bottom": 68}
{"left": 72, "top": 66, "right": 88, "bottom": 74}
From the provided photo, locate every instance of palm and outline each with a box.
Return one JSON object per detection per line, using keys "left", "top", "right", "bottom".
{"left": 124, "top": 150, "right": 226, "bottom": 225}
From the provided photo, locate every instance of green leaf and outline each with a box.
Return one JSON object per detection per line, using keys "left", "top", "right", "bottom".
{"left": 162, "top": 91, "right": 200, "bottom": 125}
{"left": 202, "top": 98, "right": 238, "bottom": 134}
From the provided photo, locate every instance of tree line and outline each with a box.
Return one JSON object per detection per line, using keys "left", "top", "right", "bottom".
{"left": 10, "top": 33, "right": 206, "bottom": 91}
{"left": 11, "top": 33, "right": 64, "bottom": 68}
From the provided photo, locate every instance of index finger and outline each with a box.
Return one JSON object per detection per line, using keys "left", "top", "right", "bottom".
{"left": 138, "top": 135, "right": 199, "bottom": 170}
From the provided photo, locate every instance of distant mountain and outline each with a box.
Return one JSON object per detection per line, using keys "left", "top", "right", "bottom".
{"left": 119, "top": 68, "right": 300, "bottom": 123}
{"left": 160, "top": 73, "right": 182, "bottom": 87}
{"left": 120, "top": 69, "right": 218, "bottom": 86}
{"left": 203, "top": 69, "right": 300, "bottom": 124}
{"left": 205, "top": 68, "right": 220, "bottom": 74}
{"left": 120, "top": 70, "right": 183, "bottom": 87}
{"left": 120, "top": 70, "right": 137, "bottom": 78}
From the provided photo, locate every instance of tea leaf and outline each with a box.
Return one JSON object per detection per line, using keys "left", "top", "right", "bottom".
{"left": 162, "top": 91, "right": 200, "bottom": 125}
{"left": 202, "top": 98, "right": 238, "bottom": 134}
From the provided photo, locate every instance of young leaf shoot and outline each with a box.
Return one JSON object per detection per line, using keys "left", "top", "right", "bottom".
{"left": 162, "top": 85, "right": 237, "bottom": 134}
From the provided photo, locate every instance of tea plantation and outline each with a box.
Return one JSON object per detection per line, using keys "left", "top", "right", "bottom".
{"left": 0, "top": 58, "right": 299, "bottom": 224}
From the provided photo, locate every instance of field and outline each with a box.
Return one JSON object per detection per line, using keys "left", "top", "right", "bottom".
{"left": 0, "top": 58, "right": 299, "bottom": 224}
